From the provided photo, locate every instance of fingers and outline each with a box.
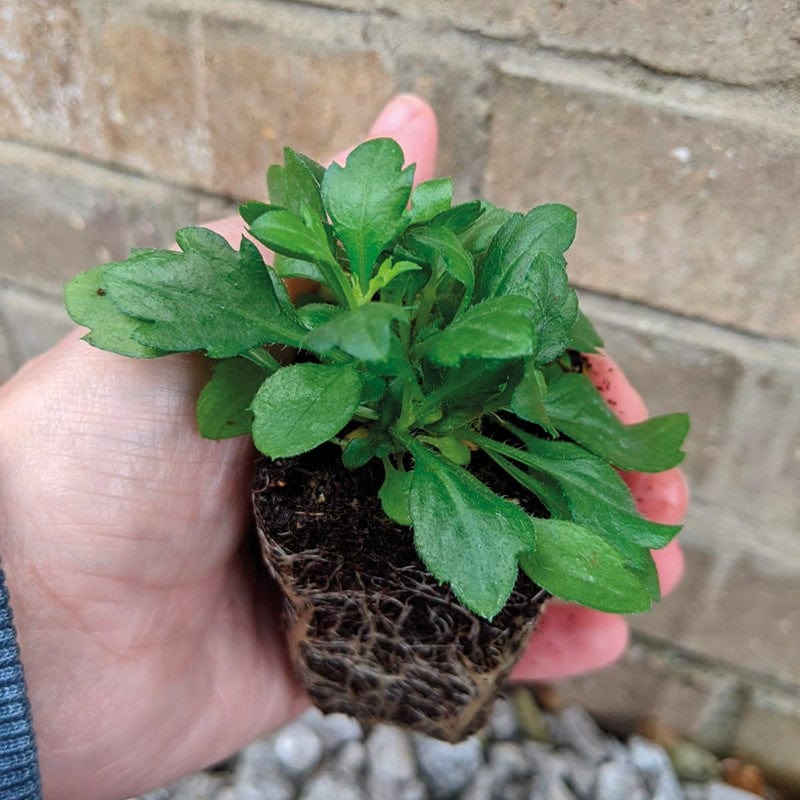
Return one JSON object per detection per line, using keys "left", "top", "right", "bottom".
{"left": 201, "top": 94, "right": 439, "bottom": 296}
{"left": 585, "top": 352, "right": 689, "bottom": 595}
{"left": 510, "top": 601, "right": 629, "bottom": 682}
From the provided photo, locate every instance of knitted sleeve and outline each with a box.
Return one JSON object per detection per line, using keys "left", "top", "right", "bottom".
{"left": 0, "top": 567, "right": 42, "bottom": 799}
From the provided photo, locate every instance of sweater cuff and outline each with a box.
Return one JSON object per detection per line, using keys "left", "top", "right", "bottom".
{"left": 0, "top": 567, "right": 42, "bottom": 799}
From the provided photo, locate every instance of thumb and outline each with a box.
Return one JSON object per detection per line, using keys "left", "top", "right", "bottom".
{"left": 327, "top": 94, "right": 439, "bottom": 184}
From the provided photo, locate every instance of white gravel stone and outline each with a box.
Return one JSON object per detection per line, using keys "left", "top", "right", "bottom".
{"left": 367, "top": 724, "right": 418, "bottom": 800}
{"left": 168, "top": 773, "right": 226, "bottom": 800}
{"left": 549, "top": 707, "right": 611, "bottom": 765}
{"left": 559, "top": 751, "right": 596, "bottom": 799}
{"left": 594, "top": 760, "right": 648, "bottom": 800}
{"left": 233, "top": 739, "right": 294, "bottom": 800}
{"left": 489, "top": 742, "right": 532, "bottom": 782}
{"left": 652, "top": 768, "right": 686, "bottom": 800}
{"left": 414, "top": 733, "right": 484, "bottom": 799}
{"left": 628, "top": 736, "right": 674, "bottom": 779}
{"left": 530, "top": 773, "right": 578, "bottom": 800}
{"left": 305, "top": 710, "right": 363, "bottom": 751}
{"left": 298, "top": 771, "right": 366, "bottom": 800}
{"left": 489, "top": 697, "right": 520, "bottom": 740}
{"left": 273, "top": 720, "right": 324, "bottom": 779}
{"left": 461, "top": 766, "right": 500, "bottom": 800}
{"left": 332, "top": 739, "right": 367, "bottom": 777}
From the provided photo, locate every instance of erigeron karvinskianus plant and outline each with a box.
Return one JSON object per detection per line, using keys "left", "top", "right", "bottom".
{"left": 65, "top": 138, "right": 688, "bottom": 740}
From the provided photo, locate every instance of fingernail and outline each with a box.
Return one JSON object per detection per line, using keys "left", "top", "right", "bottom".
{"left": 371, "top": 95, "right": 422, "bottom": 134}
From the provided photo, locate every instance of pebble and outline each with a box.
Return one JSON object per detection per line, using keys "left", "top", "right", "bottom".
{"left": 530, "top": 773, "right": 579, "bottom": 800}
{"left": 628, "top": 736, "right": 674, "bottom": 780}
{"left": 298, "top": 771, "right": 366, "bottom": 800}
{"left": 669, "top": 742, "right": 718, "bottom": 783}
{"left": 168, "top": 773, "right": 226, "bottom": 800}
{"left": 558, "top": 751, "right": 595, "bottom": 799}
{"left": 333, "top": 739, "right": 368, "bottom": 777}
{"left": 366, "top": 724, "right": 418, "bottom": 800}
{"left": 304, "top": 708, "right": 363, "bottom": 751}
{"left": 652, "top": 768, "right": 686, "bottom": 800}
{"left": 594, "top": 760, "right": 648, "bottom": 800}
{"left": 272, "top": 719, "right": 324, "bottom": 778}
{"left": 414, "top": 733, "right": 483, "bottom": 798}
{"left": 549, "top": 707, "right": 610, "bottom": 765}
{"left": 490, "top": 696, "right": 520, "bottom": 740}
{"left": 489, "top": 742, "right": 532, "bottom": 783}
{"left": 233, "top": 739, "right": 294, "bottom": 800}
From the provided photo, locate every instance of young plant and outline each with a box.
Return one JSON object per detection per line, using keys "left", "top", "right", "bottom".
{"left": 65, "top": 138, "right": 689, "bottom": 623}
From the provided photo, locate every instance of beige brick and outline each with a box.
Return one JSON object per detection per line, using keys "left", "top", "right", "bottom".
{"left": 680, "top": 554, "right": 800, "bottom": 686}
{"left": 586, "top": 314, "right": 744, "bottom": 489}
{"left": 735, "top": 704, "right": 800, "bottom": 788}
{"left": 0, "top": 143, "right": 231, "bottom": 295}
{"left": 551, "top": 643, "right": 713, "bottom": 735}
{"left": 201, "top": 14, "right": 394, "bottom": 199}
{"left": 0, "top": 287, "right": 74, "bottom": 366}
{"left": 0, "top": 321, "right": 15, "bottom": 384}
{"left": 487, "top": 73, "right": 800, "bottom": 341}
{"left": 89, "top": 8, "right": 208, "bottom": 186}
{"left": 533, "top": 0, "right": 800, "bottom": 87}
{"left": 0, "top": 0, "right": 99, "bottom": 150}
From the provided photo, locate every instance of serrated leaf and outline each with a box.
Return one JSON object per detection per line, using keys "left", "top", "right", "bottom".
{"left": 433, "top": 201, "right": 484, "bottom": 235}
{"left": 249, "top": 206, "right": 338, "bottom": 269}
{"left": 103, "top": 230, "right": 306, "bottom": 358}
{"left": 64, "top": 264, "right": 166, "bottom": 358}
{"left": 322, "top": 138, "right": 414, "bottom": 291}
{"left": 407, "top": 439, "right": 536, "bottom": 620}
{"left": 569, "top": 310, "right": 604, "bottom": 353}
{"left": 305, "top": 303, "right": 407, "bottom": 361}
{"left": 520, "top": 519, "right": 655, "bottom": 613}
{"left": 196, "top": 357, "right": 267, "bottom": 439}
{"left": 250, "top": 363, "right": 361, "bottom": 457}
{"left": 405, "top": 178, "right": 454, "bottom": 226}
{"left": 267, "top": 147, "right": 326, "bottom": 220}
{"left": 379, "top": 462, "right": 413, "bottom": 526}
{"left": 542, "top": 366, "right": 690, "bottom": 472}
{"left": 479, "top": 426, "right": 680, "bottom": 550}
{"left": 417, "top": 296, "right": 536, "bottom": 366}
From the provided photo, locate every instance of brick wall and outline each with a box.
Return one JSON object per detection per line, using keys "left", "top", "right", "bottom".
{"left": 2, "top": 0, "right": 799, "bottom": 786}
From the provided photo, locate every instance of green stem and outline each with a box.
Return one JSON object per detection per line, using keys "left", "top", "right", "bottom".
{"left": 243, "top": 347, "right": 281, "bottom": 374}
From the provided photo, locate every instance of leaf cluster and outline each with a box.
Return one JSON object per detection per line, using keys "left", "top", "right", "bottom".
{"left": 65, "top": 138, "right": 689, "bottom": 620}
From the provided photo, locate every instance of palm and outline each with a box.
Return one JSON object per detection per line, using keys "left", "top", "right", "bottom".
{"left": 0, "top": 339, "right": 303, "bottom": 799}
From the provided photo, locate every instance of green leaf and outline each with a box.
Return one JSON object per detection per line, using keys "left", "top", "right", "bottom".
{"left": 297, "top": 302, "right": 342, "bottom": 330}
{"left": 417, "top": 296, "right": 536, "bottom": 366}
{"left": 249, "top": 206, "right": 338, "bottom": 269}
{"left": 196, "top": 357, "right": 267, "bottom": 439}
{"left": 458, "top": 202, "right": 514, "bottom": 255}
{"left": 322, "top": 138, "right": 414, "bottom": 291}
{"left": 366, "top": 258, "right": 422, "bottom": 299}
{"left": 305, "top": 303, "right": 408, "bottom": 362}
{"left": 405, "top": 178, "right": 454, "bottom": 226}
{"left": 480, "top": 426, "right": 680, "bottom": 550}
{"left": 239, "top": 201, "right": 281, "bottom": 225}
{"left": 433, "top": 201, "right": 484, "bottom": 236}
{"left": 342, "top": 435, "right": 376, "bottom": 469}
{"left": 407, "top": 439, "right": 536, "bottom": 619}
{"left": 251, "top": 363, "right": 362, "bottom": 457}
{"left": 520, "top": 519, "right": 655, "bottom": 613}
{"left": 103, "top": 231, "right": 307, "bottom": 358}
{"left": 509, "top": 362, "right": 557, "bottom": 437}
{"left": 273, "top": 254, "right": 326, "bottom": 284}
{"left": 542, "top": 367, "right": 690, "bottom": 472}
{"left": 404, "top": 225, "right": 474, "bottom": 304}
{"left": 569, "top": 310, "right": 604, "bottom": 353}
{"left": 64, "top": 264, "right": 166, "bottom": 358}
{"left": 267, "top": 147, "right": 326, "bottom": 220}
{"left": 379, "top": 462, "right": 413, "bottom": 526}
{"left": 477, "top": 204, "right": 577, "bottom": 299}
{"left": 483, "top": 449, "right": 571, "bottom": 518}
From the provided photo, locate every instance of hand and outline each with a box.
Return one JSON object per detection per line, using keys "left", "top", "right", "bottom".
{"left": 0, "top": 95, "right": 686, "bottom": 800}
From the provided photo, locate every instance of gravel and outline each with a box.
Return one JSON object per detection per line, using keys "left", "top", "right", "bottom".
{"left": 135, "top": 695, "right": 771, "bottom": 800}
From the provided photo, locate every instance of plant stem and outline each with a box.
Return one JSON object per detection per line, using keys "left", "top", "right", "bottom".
{"left": 243, "top": 347, "right": 282, "bottom": 374}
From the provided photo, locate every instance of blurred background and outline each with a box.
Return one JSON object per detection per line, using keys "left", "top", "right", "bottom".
{"left": 1, "top": 0, "right": 798, "bottom": 793}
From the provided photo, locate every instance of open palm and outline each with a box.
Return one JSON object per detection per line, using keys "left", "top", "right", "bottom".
{"left": 0, "top": 96, "right": 686, "bottom": 800}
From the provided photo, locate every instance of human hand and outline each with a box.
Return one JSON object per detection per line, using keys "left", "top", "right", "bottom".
{"left": 0, "top": 94, "right": 686, "bottom": 800}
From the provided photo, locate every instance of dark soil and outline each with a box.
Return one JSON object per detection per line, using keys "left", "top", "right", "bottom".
{"left": 252, "top": 444, "right": 548, "bottom": 742}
